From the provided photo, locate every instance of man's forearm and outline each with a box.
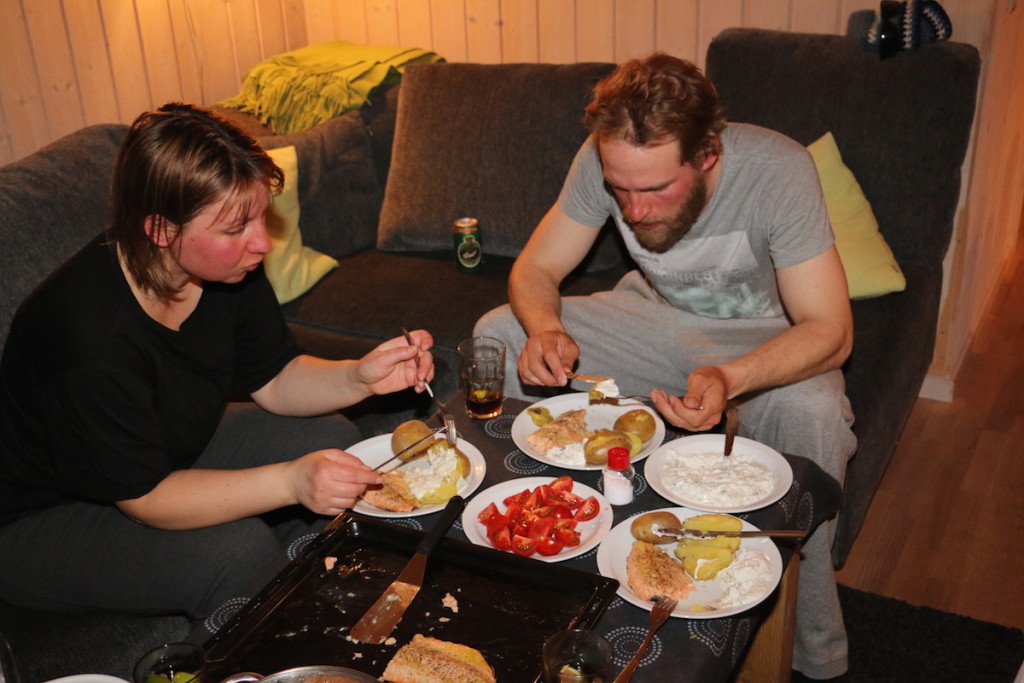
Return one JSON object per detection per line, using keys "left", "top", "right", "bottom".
{"left": 718, "top": 319, "right": 852, "bottom": 399}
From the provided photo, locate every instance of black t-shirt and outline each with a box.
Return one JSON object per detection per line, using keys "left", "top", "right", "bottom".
{"left": 0, "top": 236, "right": 299, "bottom": 515}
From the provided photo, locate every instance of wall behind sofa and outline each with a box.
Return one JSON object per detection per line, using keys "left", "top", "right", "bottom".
{"left": 0, "top": 0, "right": 1019, "bottom": 403}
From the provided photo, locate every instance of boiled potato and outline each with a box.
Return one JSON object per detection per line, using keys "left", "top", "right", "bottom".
{"left": 526, "top": 406, "right": 553, "bottom": 426}
{"left": 614, "top": 409, "right": 657, "bottom": 443}
{"left": 629, "top": 511, "right": 682, "bottom": 544}
{"left": 674, "top": 513, "right": 744, "bottom": 579}
{"left": 391, "top": 420, "right": 435, "bottom": 460}
{"left": 584, "top": 429, "right": 631, "bottom": 465}
{"left": 675, "top": 544, "right": 735, "bottom": 580}
{"left": 682, "top": 514, "right": 743, "bottom": 551}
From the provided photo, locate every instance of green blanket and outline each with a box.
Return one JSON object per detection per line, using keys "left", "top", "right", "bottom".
{"left": 221, "top": 41, "right": 443, "bottom": 135}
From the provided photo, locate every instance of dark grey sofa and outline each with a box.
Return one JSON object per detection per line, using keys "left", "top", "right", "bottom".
{"left": 0, "top": 29, "right": 979, "bottom": 681}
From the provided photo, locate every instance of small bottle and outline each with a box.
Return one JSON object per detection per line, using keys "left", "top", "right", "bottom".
{"left": 602, "top": 447, "right": 635, "bottom": 506}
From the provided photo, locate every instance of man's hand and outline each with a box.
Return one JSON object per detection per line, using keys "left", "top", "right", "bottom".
{"left": 286, "top": 449, "right": 383, "bottom": 516}
{"left": 651, "top": 366, "right": 729, "bottom": 431}
{"left": 518, "top": 330, "right": 580, "bottom": 387}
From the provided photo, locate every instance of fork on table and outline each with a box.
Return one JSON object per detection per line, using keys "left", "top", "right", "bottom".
{"left": 613, "top": 596, "right": 677, "bottom": 683}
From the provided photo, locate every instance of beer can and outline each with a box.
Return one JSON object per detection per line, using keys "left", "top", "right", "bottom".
{"left": 453, "top": 217, "right": 483, "bottom": 272}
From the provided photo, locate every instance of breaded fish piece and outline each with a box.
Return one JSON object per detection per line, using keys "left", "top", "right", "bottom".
{"left": 362, "top": 470, "right": 417, "bottom": 512}
{"left": 382, "top": 633, "right": 495, "bottom": 683}
{"left": 627, "top": 540, "right": 693, "bottom": 601}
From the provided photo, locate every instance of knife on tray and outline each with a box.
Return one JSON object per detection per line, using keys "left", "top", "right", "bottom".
{"left": 659, "top": 527, "right": 807, "bottom": 540}
{"left": 348, "top": 495, "right": 465, "bottom": 644}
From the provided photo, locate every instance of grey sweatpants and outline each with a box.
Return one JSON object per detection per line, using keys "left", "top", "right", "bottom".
{"left": 475, "top": 270, "right": 856, "bottom": 679}
{"left": 0, "top": 404, "right": 360, "bottom": 621}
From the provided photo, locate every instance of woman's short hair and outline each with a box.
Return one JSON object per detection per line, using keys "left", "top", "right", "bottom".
{"left": 109, "top": 103, "right": 283, "bottom": 299}
{"left": 584, "top": 53, "right": 726, "bottom": 165}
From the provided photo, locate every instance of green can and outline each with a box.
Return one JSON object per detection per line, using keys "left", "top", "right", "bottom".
{"left": 453, "top": 217, "right": 482, "bottom": 272}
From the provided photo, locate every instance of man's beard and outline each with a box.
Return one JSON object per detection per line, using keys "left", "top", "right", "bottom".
{"left": 628, "top": 172, "right": 708, "bottom": 254}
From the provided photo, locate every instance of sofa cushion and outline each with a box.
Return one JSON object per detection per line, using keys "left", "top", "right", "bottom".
{"left": 377, "top": 61, "right": 626, "bottom": 271}
{"left": 706, "top": 29, "right": 980, "bottom": 270}
{"left": 262, "top": 145, "right": 339, "bottom": 303}
{"left": 258, "top": 112, "right": 383, "bottom": 259}
{"left": 808, "top": 132, "right": 906, "bottom": 299}
{"left": 0, "top": 124, "right": 128, "bottom": 349}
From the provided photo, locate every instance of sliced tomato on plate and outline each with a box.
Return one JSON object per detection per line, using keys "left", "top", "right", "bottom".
{"left": 573, "top": 495, "right": 600, "bottom": 522}
{"left": 503, "top": 489, "right": 529, "bottom": 507}
{"left": 536, "top": 537, "right": 565, "bottom": 556}
{"left": 550, "top": 505, "right": 574, "bottom": 520}
{"left": 555, "top": 526, "right": 581, "bottom": 547}
{"left": 512, "top": 534, "right": 537, "bottom": 556}
{"left": 527, "top": 517, "right": 555, "bottom": 541}
{"left": 550, "top": 475, "right": 574, "bottom": 492}
{"left": 488, "top": 525, "right": 512, "bottom": 551}
{"left": 477, "top": 502, "right": 500, "bottom": 525}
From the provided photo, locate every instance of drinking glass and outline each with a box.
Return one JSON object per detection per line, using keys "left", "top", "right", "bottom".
{"left": 457, "top": 336, "right": 506, "bottom": 419}
{"left": 541, "top": 629, "right": 612, "bottom": 683}
{"left": 132, "top": 642, "right": 206, "bottom": 683}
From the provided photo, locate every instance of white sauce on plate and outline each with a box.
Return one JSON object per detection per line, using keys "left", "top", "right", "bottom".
{"left": 661, "top": 450, "right": 775, "bottom": 507}
{"left": 545, "top": 442, "right": 586, "bottom": 466}
{"left": 706, "top": 548, "right": 774, "bottom": 609}
{"left": 402, "top": 446, "right": 466, "bottom": 499}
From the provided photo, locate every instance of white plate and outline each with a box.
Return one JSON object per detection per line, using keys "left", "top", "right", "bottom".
{"left": 645, "top": 434, "right": 794, "bottom": 513}
{"left": 511, "top": 393, "right": 665, "bottom": 471}
{"left": 349, "top": 434, "right": 486, "bottom": 518}
{"left": 595, "top": 506, "right": 783, "bottom": 619}
{"left": 461, "top": 476, "right": 614, "bottom": 563}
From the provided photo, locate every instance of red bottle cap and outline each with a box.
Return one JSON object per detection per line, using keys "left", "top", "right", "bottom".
{"left": 607, "top": 447, "right": 631, "bottom": 470}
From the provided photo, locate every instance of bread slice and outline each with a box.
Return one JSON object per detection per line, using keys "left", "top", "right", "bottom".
{"left": 361, "top": 470, "right": 418, "bottom": 512}
{"left": 382, "top": 634, "right": 495, "bottom": 683}
{"left": 626, "top": 540, "right": 693, "bottom": 602}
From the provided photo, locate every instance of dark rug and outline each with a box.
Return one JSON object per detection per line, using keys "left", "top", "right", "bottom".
{"left": 792, "top": 585, "right": 1024, "bottom": 682}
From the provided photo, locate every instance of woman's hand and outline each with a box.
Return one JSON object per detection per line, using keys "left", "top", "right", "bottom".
{"left": 356, "top": 329, "right": 436, "bottom": 396}
{"left": 286, "top": 449, "right": 383, "bottom": 516}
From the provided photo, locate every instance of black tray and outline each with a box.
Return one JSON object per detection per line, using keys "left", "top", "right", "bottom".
{"left": 203, "top": 514, "right": 619, "bottom": 682}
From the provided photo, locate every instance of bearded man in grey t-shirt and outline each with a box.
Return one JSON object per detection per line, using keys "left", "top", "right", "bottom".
{"left": 475, "top": 53, "right": 856, "bottom": 680}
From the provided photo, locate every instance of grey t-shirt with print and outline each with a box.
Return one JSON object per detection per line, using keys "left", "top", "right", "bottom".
{"left": 557, "top": 123, "right": 833, "bottom": 319}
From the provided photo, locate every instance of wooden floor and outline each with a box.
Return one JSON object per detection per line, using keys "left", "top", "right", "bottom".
{"left": 835, "top": 227, "right": 1024, "bottom": 632}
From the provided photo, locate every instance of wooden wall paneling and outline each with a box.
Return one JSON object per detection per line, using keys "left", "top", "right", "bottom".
{"left": 303, "top": 0, "right": 338, "bottom": 45}
{"left": 136, "top": 0, "right": 185, "bottom": 112}
{"left": 429, "top": 0, "right": 468, "bottom": 61}
{"left": 0, "top": 101, "right": 13, "bottom": 166}
{"left": 695, "top": 0, "right": 743, "bottom": 70}
{"left": 655, "top": 0, "right": 700, "bottom": 61}
{"left": 395, "top": 0, "right": 435, "bottom": 50}
{"left": 576, "top": 0, "right": 615, "bottom": 63}
{"left": 188, "top": 1, "right": 242, "bottom": 103}
{"left": 789, "top": 0, "right": 844, "bottom": 34}
{"left": 537, "top": 0, "right": 576, "bottom": 64}
{"left": 365, "top": 0, "right": 401, "bottom": 46}
{"left": 279, "top": 0, "right": 309, "bottom": 49}
{"left": 743, "top": 0, "right": 793, "bottom": 32}
{"left": 500, "top": 0, "right": 540, "bottom": 63}
{"left": 613, "top": 0, "right": 656, "bottom": 62}
{"left": 334, "top": 0, "right": 370, "bottom": 44}
{"left": 464, "top": 0, "right": 501, "bottom": 63}
{"left": 99, "top": 0, "right": 152, "bottom": 118}
{"left": 228, "top": 0, "right": 264, "bottom": 85}
{"left": 24, "top": 0, "right": 85, "bottom": 142}
{"left": 64, "top": 0, "right": 121, "bottom": 126}
{"left": 167, "top": 0, "right": 205, "bottom": 106}
{"left": 252, "top": 0, "right": 288, "bottom": 59}
{"left": 0, "top": 0, "right": 47, "bottom": 164}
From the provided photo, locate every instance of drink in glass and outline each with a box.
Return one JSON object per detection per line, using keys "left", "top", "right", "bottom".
{"left": 541, "top": 629, "right": 612, "bottom": 683}
{"left": 457, "top": 336, "right": 506, "bottom": 419}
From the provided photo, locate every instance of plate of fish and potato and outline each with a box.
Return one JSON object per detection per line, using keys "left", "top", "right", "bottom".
{"left": 349, "top": 428, "right": 487, "bottom": 519}
{"left": 511, "top": 394, "right": 666, "bottom": 471}
{"left": 595, "top": 507, "right": 783, "bottom": 619}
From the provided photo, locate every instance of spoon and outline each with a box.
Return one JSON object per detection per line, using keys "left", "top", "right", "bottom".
{"left": 724, "top": 403, "right": 738, "bottom": 457}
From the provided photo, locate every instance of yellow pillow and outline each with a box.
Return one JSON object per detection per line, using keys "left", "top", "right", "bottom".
{"left": 807, "top": 132, "right": 906, "bottom": 299}
{"left": 263, "top": 145, "right": 338, "bottom": 303}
